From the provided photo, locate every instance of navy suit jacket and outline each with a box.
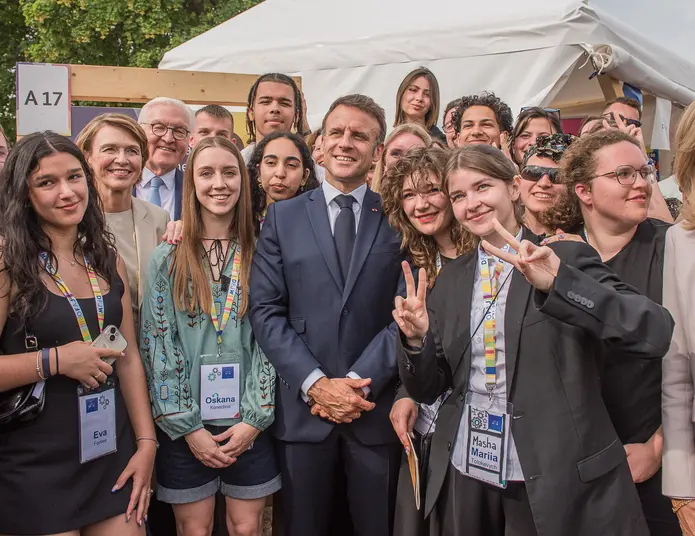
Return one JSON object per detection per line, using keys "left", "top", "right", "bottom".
{"left": 249, "top": 186, "right": 406, "bottom": 445}
{"left": 133, "top": 167, "right": 183, "bottom": 221}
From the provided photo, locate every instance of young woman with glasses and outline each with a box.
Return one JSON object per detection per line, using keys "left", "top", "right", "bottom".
{"left": 542, "top": 130, "right": 681, "bottom": 536}
{"left": 508, "top": 108, "right": 563, "bottom": 168}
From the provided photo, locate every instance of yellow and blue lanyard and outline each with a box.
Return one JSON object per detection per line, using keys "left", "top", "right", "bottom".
{"left": 39, "top": 252, "right": 104, "bottom": 342}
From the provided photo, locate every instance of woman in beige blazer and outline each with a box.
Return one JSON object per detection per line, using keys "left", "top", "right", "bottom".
{"left": 77, "top": 114, "right": 170, "bottom": 332}
{"left": 663, "top": 101, "right": 695, "bottom": 534}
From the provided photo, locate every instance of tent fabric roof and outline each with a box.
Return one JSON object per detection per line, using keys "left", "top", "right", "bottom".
{"left": 161, "top": 0, "right": 695, "bottom": 126}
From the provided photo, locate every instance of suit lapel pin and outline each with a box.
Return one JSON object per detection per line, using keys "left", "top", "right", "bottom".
{"left": 372, "top": 207, "right": 377, "bottom": 212}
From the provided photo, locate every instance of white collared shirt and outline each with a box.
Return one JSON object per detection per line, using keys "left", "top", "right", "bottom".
{"left": 136, "top": 167, "right": 177, "bottom": 219}
{"left": 321, "top": 180, "right": 367, "bottom": 235}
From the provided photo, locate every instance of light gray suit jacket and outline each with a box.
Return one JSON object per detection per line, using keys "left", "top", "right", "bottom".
{"left": 662, "top": 223, "right": 695, "bottom": 498}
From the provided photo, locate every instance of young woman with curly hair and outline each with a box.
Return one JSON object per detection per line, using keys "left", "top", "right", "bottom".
{"left": 381, "top": 146, "right": 471, "bottom": 536}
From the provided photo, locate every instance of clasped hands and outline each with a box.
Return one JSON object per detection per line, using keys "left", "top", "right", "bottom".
{"left": 308, "top": 376, "right": 375, "bottom": 424}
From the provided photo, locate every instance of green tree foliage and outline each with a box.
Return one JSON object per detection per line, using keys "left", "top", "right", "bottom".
{"left": 0, "top": 0, "right": 261, "bottom": 140}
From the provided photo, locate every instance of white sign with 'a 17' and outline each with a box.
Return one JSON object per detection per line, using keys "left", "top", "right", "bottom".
{"left": 16, "top": 62, "right": 71, "bottom": 136}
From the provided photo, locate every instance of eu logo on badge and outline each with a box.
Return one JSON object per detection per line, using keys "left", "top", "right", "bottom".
{"left": 86, "top": 398, "right": 99, "bottom": 414}
{"left": 488, "top": 414, "right": 503, "bottom": 433}
{"left": 222, "top": 366, "right": 234, "bottom": 379}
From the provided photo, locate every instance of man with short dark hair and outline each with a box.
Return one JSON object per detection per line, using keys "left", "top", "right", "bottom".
{"left": 603, "top": 96, "right": 642, "bottom": 124}
{"left": 250, "top": 94, "right": 404, "bottom": 536}
{"left": 190, "top": 104, "right": 234, "bottom": 146}
{"left": 452, "top": 91, "right": 514, "bottom": 149}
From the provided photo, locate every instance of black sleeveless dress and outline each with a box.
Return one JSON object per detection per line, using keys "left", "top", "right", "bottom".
{"left": 0, "top": 273, "right": 136, "bottom": 535}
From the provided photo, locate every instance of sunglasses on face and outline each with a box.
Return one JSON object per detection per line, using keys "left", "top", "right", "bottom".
{"left": 520, "top": 107, "right": 561, "bottom": 122}
{"left": 602, "top": 112, "right": 642, "bottom": 129}
{"left": 520, "top": 166, "right": 560, "bottom": 183}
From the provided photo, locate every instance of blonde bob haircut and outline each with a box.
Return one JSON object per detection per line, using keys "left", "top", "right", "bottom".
{"left": 171, "top": 136, "right": 255, "bottom": 316}
{"left": 675, "top": 101, "right": 695, "bottom": 229}
{"left": 394, "top": 67, "right": 441, "bottom": 131}
{"left": 76, "top": 113, "right": 149, "bottom": 176}
{"left": 371, "top": 123, "right": 432, "bottom": 194}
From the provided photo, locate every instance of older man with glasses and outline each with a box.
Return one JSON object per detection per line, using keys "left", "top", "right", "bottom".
{"left": 136, "top": 97, "right": 194, "bottom": 220}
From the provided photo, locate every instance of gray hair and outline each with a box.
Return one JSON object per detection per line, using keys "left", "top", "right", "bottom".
{"left": 139, "top": 97, "right": 194, "bottom": 130}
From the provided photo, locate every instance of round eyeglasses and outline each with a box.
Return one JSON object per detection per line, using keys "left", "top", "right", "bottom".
{"left": 593, "top": 164, "right": 655, "bottom": 185}
{"left": 142, "top": 122, "right": 189, "bottom": 141}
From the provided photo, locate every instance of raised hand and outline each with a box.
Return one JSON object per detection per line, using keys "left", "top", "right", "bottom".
{"left": 393, "top": 261, "right": 429, "bottom": 346}
{"left": 481, "top": 219, "right": 561, "bottom": 292}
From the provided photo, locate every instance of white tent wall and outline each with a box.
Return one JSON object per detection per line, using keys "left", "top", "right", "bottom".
{"left": 160, "top": 0, "right": 695, "bottom": 136}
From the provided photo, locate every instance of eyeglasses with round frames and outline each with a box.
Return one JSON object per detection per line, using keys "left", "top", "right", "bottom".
{"left": 142, "top": 122, "right": 190, "bottom": 141}
{"left": 593, "top": 164, "right": 655, "bottom": 185}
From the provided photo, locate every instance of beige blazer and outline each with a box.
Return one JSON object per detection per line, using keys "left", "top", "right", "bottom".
{"left": 106, "top": 197, "right": 170, "bottom": 321}
{"left": 662, "top": 223, "right": 695, "bottom": 498}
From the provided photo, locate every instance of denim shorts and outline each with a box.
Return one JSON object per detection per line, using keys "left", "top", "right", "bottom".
{"left": 155, "top": 425, "right": 281, "bottom": 504}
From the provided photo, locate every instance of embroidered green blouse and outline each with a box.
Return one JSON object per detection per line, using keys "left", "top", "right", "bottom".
{"left": 140, "top": 242, "right": 276, "bottom": 440}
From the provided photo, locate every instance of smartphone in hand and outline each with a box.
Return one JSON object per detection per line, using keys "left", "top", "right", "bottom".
{"left": 91, "top": 325, "right": 128, "bottom": 365}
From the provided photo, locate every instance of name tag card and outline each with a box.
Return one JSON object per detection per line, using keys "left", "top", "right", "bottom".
{"left": 463, "top": 395, "right": 511, "bottom": 489}
{"left": 200, "top": 356, "right": 241, "bottom": 421}
{"left": 77, "top": 382, "right": 117, "bottom": 464}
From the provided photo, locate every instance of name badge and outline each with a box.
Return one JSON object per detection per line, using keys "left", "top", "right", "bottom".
{"left": 200, "top": 360, "right": 241, "bottom": 421}
{"left": 462, "top": 395, "right": 511, "bottom": 489}
{"left": 77, "top": 382, "right": 117, "bottom": 464}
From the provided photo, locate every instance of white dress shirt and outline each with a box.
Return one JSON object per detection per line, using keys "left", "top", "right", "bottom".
{"left": 300, "top": 180, "right": 369, "bottom": 401}
{"left": 451, "top": 238, "right": 525, "bottom": 482}
{"left": 136, "top": 168, "right": 177, "bottom": 219}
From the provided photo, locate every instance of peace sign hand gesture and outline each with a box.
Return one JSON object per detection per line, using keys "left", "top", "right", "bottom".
{"left": 393, "top": 261, "right": 429, "bottom": 347}
{"left": 482, "top": 219, "right": 561, "bottom": 292}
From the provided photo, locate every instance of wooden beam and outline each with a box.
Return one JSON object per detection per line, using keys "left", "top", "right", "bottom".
{"left": 69, "top": 65, "right": 301, "bottom": 105}
{"left": 552, "top": 97, "right": 608, "bottom": 115}
{"left": 597, "top": 75, "right": 624, "bottom": 104}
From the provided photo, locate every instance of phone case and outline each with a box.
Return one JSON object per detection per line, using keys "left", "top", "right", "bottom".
{"left": 91, "top": 325, "right": 128, "bottom": 365}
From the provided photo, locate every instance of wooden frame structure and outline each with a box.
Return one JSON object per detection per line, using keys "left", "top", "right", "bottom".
{"left": 69, "top": 64, "right": 301, "bottom": 106}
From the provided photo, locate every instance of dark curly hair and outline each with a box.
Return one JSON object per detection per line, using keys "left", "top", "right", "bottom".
{"left": 248, "top": 131, "right": 320, "bottom": 236}
{"left": 245, "top": 73, "right": 305, "bottom": 144}
{"left": 382, "top": 146, "right": 471, "bottom": 286}
{"left": 0, "top": 131, "right": 117, "bottom": 326}
{"left": 541, "top": 130, "right": 640, "bottom": 231}
{"left": 452, "top": 92, "right": 514, "bottom": 136}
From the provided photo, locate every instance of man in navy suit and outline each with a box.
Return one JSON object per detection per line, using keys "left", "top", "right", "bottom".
{"left": 250, "top": 94, "right": 405, "bottom": 536}
{"left": 135, "top": 97, "right": 192, "bottom": 220}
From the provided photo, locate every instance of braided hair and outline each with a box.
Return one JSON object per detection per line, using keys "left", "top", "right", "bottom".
{"left": 245, "top": 73, "right": 305, "bottom": 144}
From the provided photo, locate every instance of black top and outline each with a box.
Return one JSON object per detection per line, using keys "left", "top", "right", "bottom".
{"left": 599, "top": 218, "right": 670, "bottom": 444}
{"left": 0, "top": 272, "right": 135, "bottom": 534}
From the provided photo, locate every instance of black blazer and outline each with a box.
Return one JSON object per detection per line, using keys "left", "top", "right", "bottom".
{"left": 250, "top": 187, "right": 406, "bottom": 445}
{"left": 398, "top": 230, "right": 674, "bottom": 536}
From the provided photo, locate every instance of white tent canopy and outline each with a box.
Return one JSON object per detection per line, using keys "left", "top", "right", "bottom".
{"left": 161, "top": 0, "right": 695, "bottom": 129}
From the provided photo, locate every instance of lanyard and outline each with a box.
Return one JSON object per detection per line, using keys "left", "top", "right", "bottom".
{"left": 478, "top": 244, "right": 508, "bottom": 395}
{"left": 39, "top": 252, "right": 104, "bottom": 343}
{"left": 208, "top": 243, "right": 242, "bottom": 350}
